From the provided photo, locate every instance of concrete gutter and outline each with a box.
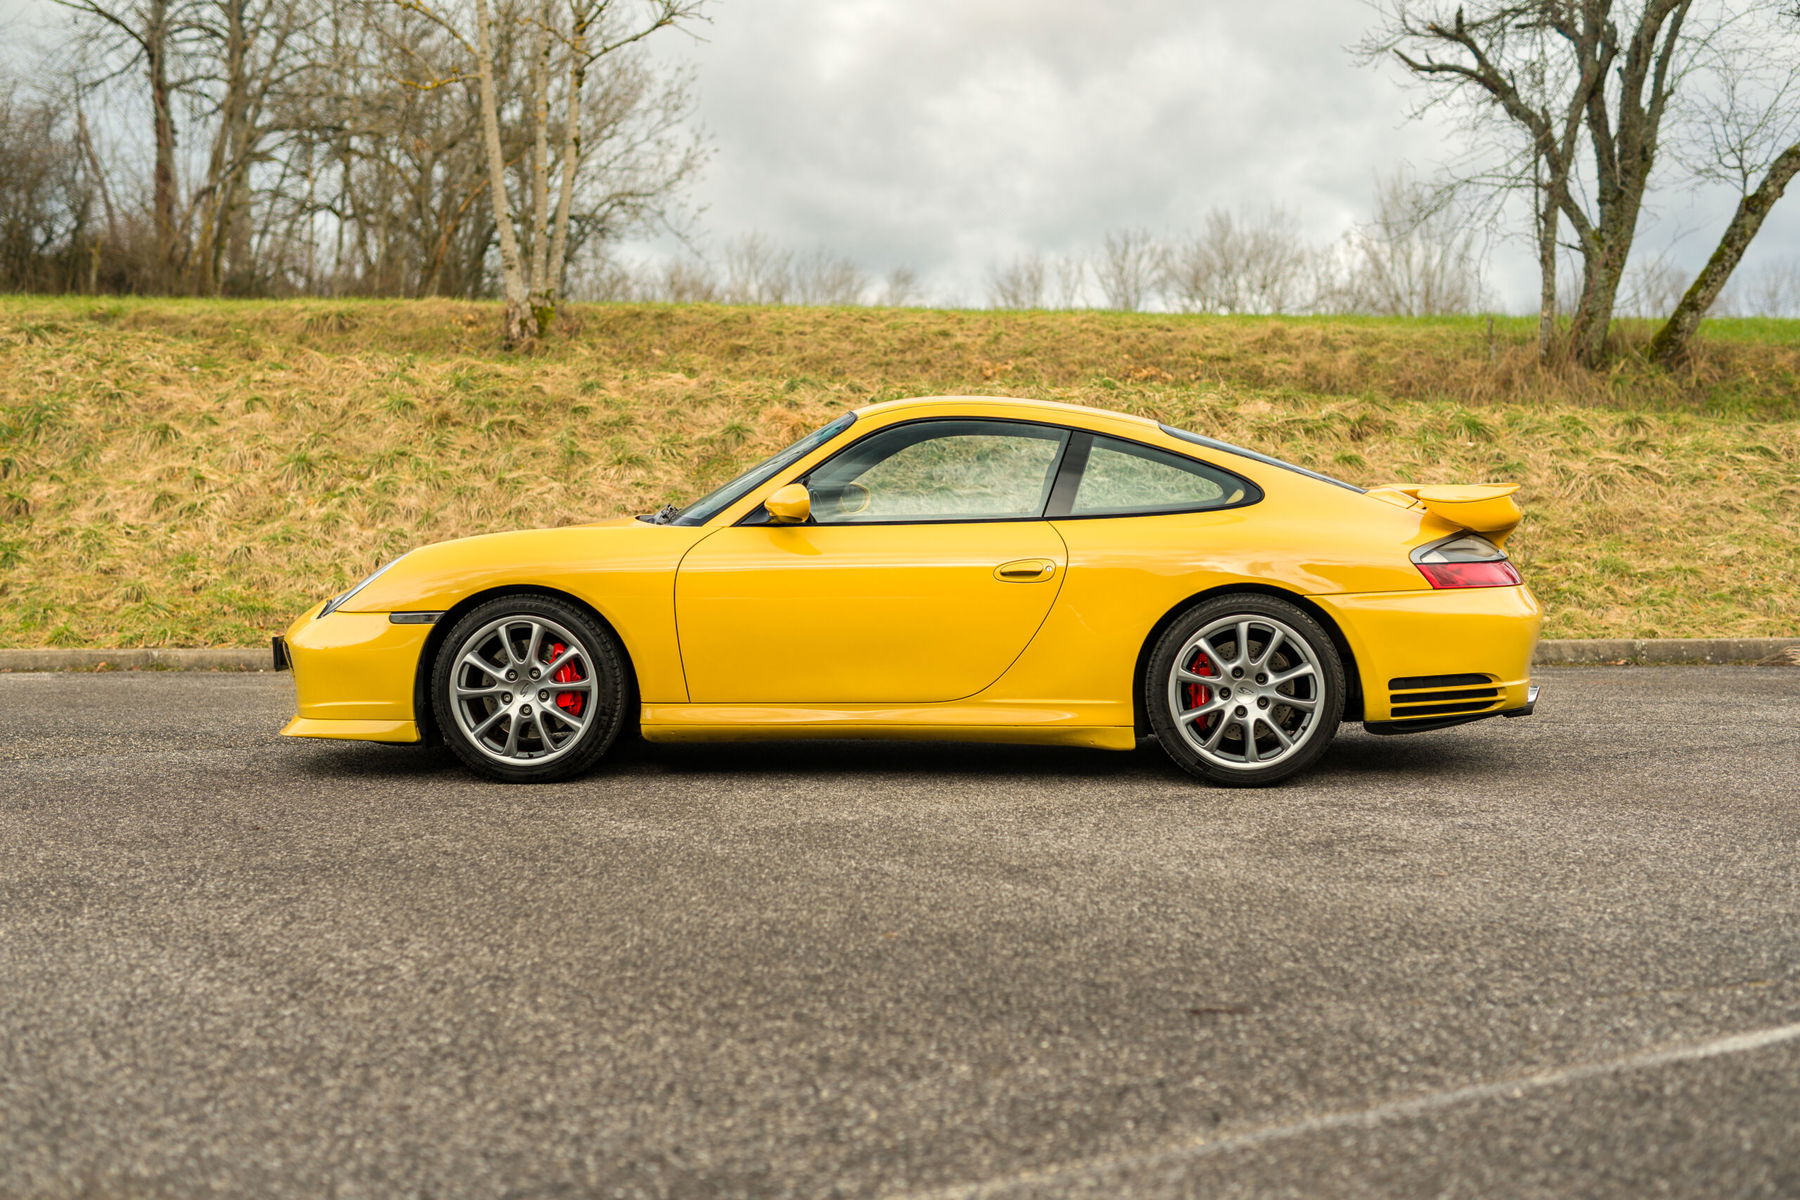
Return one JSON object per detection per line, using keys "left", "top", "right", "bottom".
{"left": 1, "top": 638, "right": 1796, "bottom": 672}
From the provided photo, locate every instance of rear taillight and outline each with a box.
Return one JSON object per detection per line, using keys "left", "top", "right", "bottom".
{"left": 1416, "top": 559, "right": 1522, "bottom": 589}
{"left": 1412, "top": 533, "right": 1521, "bottom": 589}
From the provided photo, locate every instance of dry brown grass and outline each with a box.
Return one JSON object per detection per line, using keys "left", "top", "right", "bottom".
{"left": 2, "top": 295, "right": 1797, "bottom": 646}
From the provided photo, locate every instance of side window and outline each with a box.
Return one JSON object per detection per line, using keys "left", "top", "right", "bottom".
{"left": 1068, "top": 435, "right": 1250, "bottom": 516}
{"left": 807, "top": 420, "right": 1068, "bottom": 523}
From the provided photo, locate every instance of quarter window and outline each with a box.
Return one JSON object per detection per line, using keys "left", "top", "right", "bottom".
{"left": 1068, "top": 435, "right": 1250, "bottom": 516}
{"left": 807, "top": 420, "right": 1068, "bottom": 523}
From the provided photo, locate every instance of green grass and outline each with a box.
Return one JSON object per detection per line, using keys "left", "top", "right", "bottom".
{"left": 2, "top": 295, "right": 1797, "bottom": 646}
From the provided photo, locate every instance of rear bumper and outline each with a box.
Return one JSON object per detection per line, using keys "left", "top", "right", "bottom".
{"left": 1313, "top": 585, "right": 1541, "bottom": 726}
{"left": 277, "top": 603, "right": 428, "bottom": 743}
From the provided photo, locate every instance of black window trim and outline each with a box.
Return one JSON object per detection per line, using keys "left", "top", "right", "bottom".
{"left": 1158, "top": 423, "right": 1366, "bottom": 494}
{"left": 1045, "top": 430, "right": 1264, "bottom": 520}
{"left": 736, "top": 415, "right": 1265, "bottom": 527}
{"left": 737, "top": 416, "right": 1075, "bottom": 527}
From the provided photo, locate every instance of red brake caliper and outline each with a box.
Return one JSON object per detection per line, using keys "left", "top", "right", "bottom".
{"left": 548, "top": 641, "right": 585, "bottom": 717}
{"left": 1184, "top": 652, "right": 1214, "bottom": 729}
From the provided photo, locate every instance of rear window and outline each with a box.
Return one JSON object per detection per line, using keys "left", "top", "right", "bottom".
{"left": 1159, "top": 424, "right": 1365, "bottom": 493}
{"left": 1070, "top": 435, "right": 1252, "bottom": 515}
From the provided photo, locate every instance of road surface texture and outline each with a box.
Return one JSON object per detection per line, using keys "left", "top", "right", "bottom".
{"left": 2, "top": 666, "right": 1797, "bottom": 1198}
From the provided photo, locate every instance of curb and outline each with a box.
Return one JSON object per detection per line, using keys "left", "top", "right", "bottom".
{"left": 1533, "top": 637, "right": 1799, "bottom": 667}
{"left": 1, "top": 638, "right": 1795, "bottom": 672}
{"left": 0, "top": 648, "right": 275, "bottom": 672}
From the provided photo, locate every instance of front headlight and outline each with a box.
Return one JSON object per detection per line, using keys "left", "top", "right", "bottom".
{"left": 319, "top": 554, "right": 407, "bottom": 617}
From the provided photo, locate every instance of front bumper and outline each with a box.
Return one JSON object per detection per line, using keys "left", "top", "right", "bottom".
{"left": 277, "top": 603, "right": 430, "bottom": 743}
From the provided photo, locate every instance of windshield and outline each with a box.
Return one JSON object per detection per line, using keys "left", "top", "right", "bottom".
{"left": 658, "top": 412, "right": 858, "bottom": 526}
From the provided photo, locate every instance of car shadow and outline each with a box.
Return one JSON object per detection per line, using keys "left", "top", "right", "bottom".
{"left": 286, "top": 725, "right": 1505, "bottom": 786}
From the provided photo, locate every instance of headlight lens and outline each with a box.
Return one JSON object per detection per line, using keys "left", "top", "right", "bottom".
{"left": 319, "top": 555, "right": 405, "bottom": 617}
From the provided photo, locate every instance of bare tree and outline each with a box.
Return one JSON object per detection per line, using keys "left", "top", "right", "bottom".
{"left": 0, "top": 75, "right": 100, "bottom": 291}
{"left": 791, "top": 247, "right": 866, "bottom": 305}
{"left": 1730, "top": 255, "right": 1800, "bottom": 317}
{"left": 1616, "top": 250, "right": 1688, "bottom": 316}
{"left": 1049, "top": 252, "right": 1087, "bottom": 308}
{"left": 1331, "top": 175, "right": 1484, "bottom": 315}
{"left": 1366, "top": 1, "right": 1800, "bottom": 367}
{"left": 1095, "top": 227, "right": 1159, "bottom": 311}
{"left": 1649, "top": 19, "right": 1800, "bottom": 363}
{"left": 987, "top": 252, "right": 1045, "bottom": 309}
{"left": 721, "top": 233, "right": 793, "bottom": 303}
{"left": 655, "top": 254, "right": 717, "bottom": 302}
{"left": 383, "top": 0, "right": 705, "bottom": 344}
{"left": 1162, "top": 207, "right": 1313, "bottom": 314}
{"left": 877, "top": 264, "right": 920, "bottom": 307}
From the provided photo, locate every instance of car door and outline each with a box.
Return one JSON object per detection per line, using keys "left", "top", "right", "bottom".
{"left": 675, "top": 419, "right": 1071, "bottom": 704}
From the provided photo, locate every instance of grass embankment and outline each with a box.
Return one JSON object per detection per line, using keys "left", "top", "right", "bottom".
{"left": 1, "top": 295, "right": 1797, "bottom": 647}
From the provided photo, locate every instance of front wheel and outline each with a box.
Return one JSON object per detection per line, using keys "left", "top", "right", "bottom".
{"left": 431, "top": 594, "right": 629, "bottom": 783}
{"left": 1145, "top": 594, "right": 1345, "bottom": 786}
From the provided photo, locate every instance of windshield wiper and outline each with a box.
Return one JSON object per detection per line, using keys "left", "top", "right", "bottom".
{"left": 644, "top": 503, "right": 681, "bottom": 525}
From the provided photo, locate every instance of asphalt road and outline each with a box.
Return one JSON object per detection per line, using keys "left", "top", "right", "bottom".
{"left": 2, "top": 666, "right": 1797, "bottom": 1199}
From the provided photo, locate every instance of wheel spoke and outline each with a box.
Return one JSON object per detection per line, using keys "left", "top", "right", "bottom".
{"left": 1253, "top": 628, "right": 1285, "bottom": 668}
{"left": 542, "top": 643, "right": 580, "bottom": 675}
{"left": 1274, "top": 694, "right": 1317, "bottom": 713}
{"left": 527, "top": 708, "right": 552, "bottom": 750}
{"left": 1269, "top": 663, "right": 1315, "bottom": 688}
{"left": 456, "top": 683, "right": 503, "bottom": 698}
{"left": 461, "top": 651, "right": 504, "bottom": 680}
{"left": 541, "top": 703, "right": 583, "bottom": 730}
{"left": 1181, "top": 695, "right": 1230, "bottom": 723}
{"left": 1238, "top": 713, "right": 1260, "bottom": 761}
{"left": 1201, "top": 716, "right": 1234, "bottom": 751}
{"left": 470, "top": 707, "right": 507, "bottom": 740}
{"left": 1176, "top": 667, "right": 1214, "bottom": 685}
{"left": 1234, "top": 621, "right": 1254, "bottom": 668}
{"left": 501, "top": 714, "right": 521, "bottom": 755}
{"left": 1262, "top": 715, "right": 1294, "bottom": 750}
{"left": 525, "top": 621, "right": 546, "bottom": 666}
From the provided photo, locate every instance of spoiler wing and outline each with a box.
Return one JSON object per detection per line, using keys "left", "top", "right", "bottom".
{"left": 1365, "top": 483, "right": 1523, "bottom": 546}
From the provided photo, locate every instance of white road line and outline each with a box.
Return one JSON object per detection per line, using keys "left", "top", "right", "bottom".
{"left": 895, "top": 1021, "right": 1800, "bottom": 1199}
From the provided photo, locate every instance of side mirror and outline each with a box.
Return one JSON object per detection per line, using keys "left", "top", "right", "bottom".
{"left": 764, "top": 483, "right": 812, "bottom": 525}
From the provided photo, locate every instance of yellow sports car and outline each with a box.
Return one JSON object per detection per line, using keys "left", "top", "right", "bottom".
{"left": 275, "top": 395, "right": 1541, "bottom": 785}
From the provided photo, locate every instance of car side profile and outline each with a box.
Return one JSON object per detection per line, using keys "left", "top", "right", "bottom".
{"left": 275, "top": 395, "right": 1542, "bottom": 785}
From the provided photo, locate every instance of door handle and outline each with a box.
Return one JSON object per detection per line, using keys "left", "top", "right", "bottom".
{"left": 994, "top": 558, "right": 1057, "bottom": 583}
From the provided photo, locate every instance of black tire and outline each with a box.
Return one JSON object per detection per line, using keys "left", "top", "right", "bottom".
{"left": 430, "top": 593, "right": 629, "bottom": 783}
{"left": 1144, "top": 593, "right": 1345, "bottom": 786}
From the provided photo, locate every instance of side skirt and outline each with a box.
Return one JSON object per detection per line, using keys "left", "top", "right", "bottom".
{"left": 640, "top": 701, "right": 1137, "bottom": 750}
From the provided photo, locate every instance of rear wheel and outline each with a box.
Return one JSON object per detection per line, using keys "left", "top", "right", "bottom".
{"left": 1145, "top": 594, "right": 1344, "bottom": 786}
{"left": 431, "top": 594, "right": 628, "bottom": 783}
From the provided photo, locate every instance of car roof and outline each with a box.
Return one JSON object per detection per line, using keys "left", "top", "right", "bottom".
{"left": 850, "top": 394, "right": 1161, "bottom": 430}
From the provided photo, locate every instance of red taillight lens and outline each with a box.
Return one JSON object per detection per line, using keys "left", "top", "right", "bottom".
{"left": 1416, "top": 559, "right": 1522, "bottom": 589}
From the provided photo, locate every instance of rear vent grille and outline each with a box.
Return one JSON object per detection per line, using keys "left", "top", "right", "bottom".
{"left": 1387, "top": 673, "right": 1501, "bottom": 720}
{"left": 1389, "top": 673, "right": 1490, "bottom": 690}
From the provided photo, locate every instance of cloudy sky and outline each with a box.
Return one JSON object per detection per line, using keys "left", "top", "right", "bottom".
{"left": 5, "top": 0, "right": 1797, "bottom": 310}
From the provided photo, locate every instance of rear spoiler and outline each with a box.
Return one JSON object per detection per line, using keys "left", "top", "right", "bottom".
{"left": 1366, "top": 483, "right": 1523, "bottom": 547}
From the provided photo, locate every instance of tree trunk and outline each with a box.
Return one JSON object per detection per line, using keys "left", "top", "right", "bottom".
{"left": 525, "top": 0, "right": 555, "bottom": 333}
{"left": 1535, "top": 161, "right": 1559, "bottom": 363}
{"left": 146, "top": 0, "right": 181, "bottom": 292}
{"left": 472, "top": 0, "right": 534, "bottom": 348}
{"left": 1649, "top": 141, "right": 1800, "bottom": 368}
{"left": 546, "top": 7, "right": 587, "bottom": 317}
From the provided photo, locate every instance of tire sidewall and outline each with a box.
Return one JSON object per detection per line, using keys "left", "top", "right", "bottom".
{"left": 431, "top": 594, "right": 628, "bottom": 783}
{"left": 1145, "top": 594, "right": 1345, "bottom": 786}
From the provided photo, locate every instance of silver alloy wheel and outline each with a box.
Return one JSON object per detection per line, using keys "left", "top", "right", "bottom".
{"left": 1164, "top": 613, "right": 1324, "bottom": 771}
{"left": 449, "top": 615, "right": 596, "bottom": 766}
